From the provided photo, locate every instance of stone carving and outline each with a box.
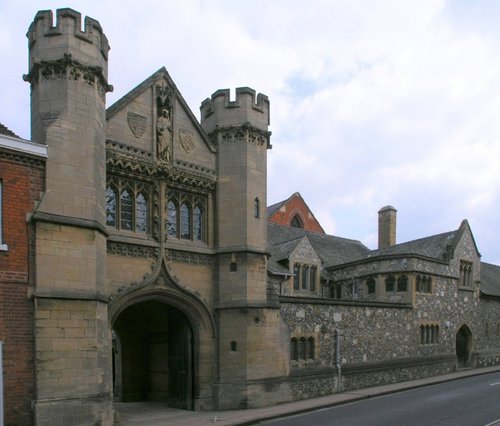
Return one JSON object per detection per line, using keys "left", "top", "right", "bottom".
{"left": 167, "top": 250, "right": 213, "bottom": 266}
{"left": 179, "top": 129, "right": 195, "bottom": 153}
{"left": 23, "top": 53, "right": 113, "bottom": 100}
{"left": 127, "top": 112, "right": 147, "bottom": 138}
{"left": 107, "top": 241, "right": 158, "bottom": 259}
{"left": 156, "top": 84, "right": 173, "bottom": 162}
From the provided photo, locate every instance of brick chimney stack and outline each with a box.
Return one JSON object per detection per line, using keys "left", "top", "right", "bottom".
{"left": 378, "top": 205, "right": 397, "bottom": 248}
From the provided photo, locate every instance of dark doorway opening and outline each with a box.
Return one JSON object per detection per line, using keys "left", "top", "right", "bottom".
{"left": 113, "top": 300, "right": 193, "bottom": 409}
{"left": 456, "top": 324, "right": 472, "bottom": 368}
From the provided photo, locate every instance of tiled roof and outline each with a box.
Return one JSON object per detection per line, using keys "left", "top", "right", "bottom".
{"left": 366, "top": 230, "right": 457, "bottom": 261}
{"left": 267, "top": 198, "right": 288, "bottom": 218}
{"left": 480, "top": 262, "right": 500, "bottom": 297}
{"left": 268, "top": 223, "right": 370, "bottom": 274}
{"left": 0, "top": 123, "right": 20, "bottom": 138}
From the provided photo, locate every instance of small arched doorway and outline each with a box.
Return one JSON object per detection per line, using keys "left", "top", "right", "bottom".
{"left": 113, "top": 300, "right": 193, "bottom": 409}
{"left": 456, "top": 324, "right": 472, "bottom": 368}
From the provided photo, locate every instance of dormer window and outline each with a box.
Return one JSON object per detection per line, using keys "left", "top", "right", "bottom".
{"left": 292, "top": 263, "right": 318, "bottom": 292}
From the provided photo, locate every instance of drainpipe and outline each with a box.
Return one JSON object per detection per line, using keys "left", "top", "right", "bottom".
{"left": 1, "top": 341, "right": 4, "bottom": 426}
{"left": 335, "top": 330, "right": 342, "bottom": 392}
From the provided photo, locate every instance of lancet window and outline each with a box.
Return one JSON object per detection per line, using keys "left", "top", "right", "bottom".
{"left": 166, "top": 190, "right": 207, "bottom": 242}
{"left": 292, "top": 263, "right": 318, "bottom": 292}
{"left": 106, "top": 180, "right": 151, "bottom": 233}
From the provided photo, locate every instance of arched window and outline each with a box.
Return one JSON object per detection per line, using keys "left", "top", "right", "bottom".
{"left": 298, "top": 337, "right": 306, "bottom": 360}
{"left": 193, "top": 206, "right": 203, "bottom": 241}
{"left": 106, "top": 186, "right": 117, "bottom": 228}
{"left": 306, "top": 337, "right": 315, "bottom": 360}
{"left": 332, "top": 283, "right": 342, "bottom": 299}
{"left": 302, "top": 265, "right": 309, "bottom": 290}
{"left": 420, "top": 325, "right": 425, "bottom": 344}
{"left": 367, "top": 278, "right": 376, "bottom": 295}
{"left": 290, "top": 214, "right": 303, "bottom": 229}
{"left": 167, "top": 200, "right": 177, "bottom": 237}
{"left": 385, "top": 275, "right": 395, "bottom": 292}
{"left": 180, "top": 203, "right": 191, "bottom": 239}
{"left": 254, "top": 197, "right": 260, "bottom": 218}
{"left": 397, "top": 275, "right": 408, "bottom": 292}
{"left": 310, "top": 266, "right": 317, "bottom": 292}
{"left": 290, "top": 338, "right": 298, "bottom": 361}
{"left": 424, "top": 276, "right": 432, "bottom": 293}
{"left": 425, "top": 325, "right": 431, "bottom": 344}
{"left": 120, "top": 189, "right": 133, "bottom": 231}
{"left": 135, "top": 193, "right": 148, "bottom": 232}
{"left": 293, "top": 264, "right": 300, "bottom": 290}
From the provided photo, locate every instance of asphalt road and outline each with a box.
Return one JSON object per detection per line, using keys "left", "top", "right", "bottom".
{"left": 261, "top": 371, "right": 500, "bottom": 426}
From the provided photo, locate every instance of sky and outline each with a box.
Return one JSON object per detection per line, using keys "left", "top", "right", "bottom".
{"left": 2, "top": 1, "right": 500, "bottom": 263}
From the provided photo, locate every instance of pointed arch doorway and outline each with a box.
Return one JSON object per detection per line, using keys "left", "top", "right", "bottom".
{"left": 456, "top": 324, "right": 472, "bottom": 368}
{"left": 112, "top": 300, "right": 193, "bottom": 409}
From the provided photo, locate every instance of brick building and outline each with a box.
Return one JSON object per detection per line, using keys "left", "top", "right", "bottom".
{"left": 0, "top": 126, "right": 46, "bottom": 425}
{"left": 1, "top": 7, "right": 499, "bottom": 425}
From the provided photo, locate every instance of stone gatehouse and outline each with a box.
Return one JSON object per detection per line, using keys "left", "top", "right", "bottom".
{"left": 0, "top": 7, "right": 499, "bottom": 425}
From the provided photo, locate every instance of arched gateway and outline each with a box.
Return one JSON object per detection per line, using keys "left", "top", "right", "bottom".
{"left": 456, "top": 324, "right": 472, "bottom": 368}
{"left": 113, "top": 300, "right": 193, "bottom": 408}
{"left": 109, "top": 269, "right": 216, "bottom": 411}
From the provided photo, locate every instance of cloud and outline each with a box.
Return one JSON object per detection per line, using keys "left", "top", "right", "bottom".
{"left": 2, "top": 0, "right": 500, "bottom": 263}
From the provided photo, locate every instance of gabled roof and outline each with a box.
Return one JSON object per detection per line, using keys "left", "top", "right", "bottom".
{"left": 480, "top": 262, "right": 500, "bottom": 297}
{"left": 0, "top": 123, "right": 20, "bottom": 138}
{"left": 106, "top": 67, "right": 215, "bottom": 153}
{"left": 267, "top": 192, "right": 325, "bottom": 234}
{"left": 367, "top": 230, "right": 457, "bottom": 261}
{"left": 366, "top": 219, "right": 479, "bottom": 262}
{"left": 267, "top": 197, "right": 288, "bottom": 218}
{"left": 268, "top": 223, "right": 370, "bottom": 274}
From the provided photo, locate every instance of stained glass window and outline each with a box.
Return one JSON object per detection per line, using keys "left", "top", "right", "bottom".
{"left": 167, "top": 200, "right": 177, "bottom": 237}
{"left": 180, "top": 203, "right": 191, "bottom": 239}
{"left": 193, "top": 206, "right": 203, "bottom": 241}
{"left": 120, "top": 189, "right": 132, "bottom": 230}
{"left": 106, "top": 187, "right": 117, "bottom": 227}
{"left": 135, "top": 193, "right": 148, "bottom": 232}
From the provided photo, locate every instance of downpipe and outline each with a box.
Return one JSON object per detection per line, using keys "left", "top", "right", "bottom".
{"left": 335, "top": 330, "right": 342, "bottom": 392}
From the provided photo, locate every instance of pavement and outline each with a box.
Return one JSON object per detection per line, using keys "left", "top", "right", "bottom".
{"left": 114, "top": 365, "right": 500, "bottom": 426}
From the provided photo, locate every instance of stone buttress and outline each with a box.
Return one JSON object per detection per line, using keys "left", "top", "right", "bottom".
{"left": 24, "top": 9, "right": 114, "bottom": 425}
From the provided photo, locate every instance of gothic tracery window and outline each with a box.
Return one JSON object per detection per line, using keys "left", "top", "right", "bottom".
{"left": 106, "top": 187, "right": 117, "bottom": 228}
{"left": 167, "top": 200, "right": 178, "bottom": 237}
{"left": 120, "top": 189, "right": 133, "bottom": 230}
{"left": 135, "top": 193, "right": 148, "bottom": 232}
{"left": 166, "top": 190, "right": 207, "bottom": 243}
{"left": 106, "top": 181, "right": 151, "bottom": 233}
{"left": 193, "top": 206, "right": 203, "bottom": 241}
{"left": 180, "top": 203, "right": 191, "bottom": 239}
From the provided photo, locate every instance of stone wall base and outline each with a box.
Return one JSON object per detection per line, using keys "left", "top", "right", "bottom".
{"left": 34, "top": 394, "right": 113, "bottom": 426}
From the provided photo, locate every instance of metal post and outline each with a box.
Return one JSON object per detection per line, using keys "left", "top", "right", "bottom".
{"left": 0, "top": 341, "right": 4, "bottom": 426}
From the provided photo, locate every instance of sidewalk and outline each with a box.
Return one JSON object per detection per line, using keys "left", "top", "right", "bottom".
{"left": 115, "top": 365, "right": 500, "bottom": 425}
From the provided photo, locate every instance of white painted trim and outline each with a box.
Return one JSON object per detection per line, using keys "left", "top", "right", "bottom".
{"left": 0, "top": 134, "right": 47, "bottom": 158}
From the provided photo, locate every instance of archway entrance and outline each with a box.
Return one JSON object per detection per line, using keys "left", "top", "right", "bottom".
{"left": 113, "top": 300, "right": 193, "bottom": 409}
{"left": 456, "top": 325, "right": 472, "bottom": 368}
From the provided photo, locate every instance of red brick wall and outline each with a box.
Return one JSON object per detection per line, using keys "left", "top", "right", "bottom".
{"left": 0, "top": 157, "right": 44, "bottom": 426}
{"left": 268, "top": 194, "right": 325, "bottom": 234}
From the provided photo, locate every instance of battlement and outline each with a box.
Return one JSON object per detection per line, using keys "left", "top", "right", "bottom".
{"left": 27, "top": 8, "right": 110, "bottom": 62}
{"left": 200, "top": 87, "right": 270, "bottom": 134}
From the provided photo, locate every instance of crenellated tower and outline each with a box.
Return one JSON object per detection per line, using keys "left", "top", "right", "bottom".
{"left": 201, "top": 89, "right": 288, "bottom": 409}
{"left": 24, "top": 9, "right": 114, "bottom": 425}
